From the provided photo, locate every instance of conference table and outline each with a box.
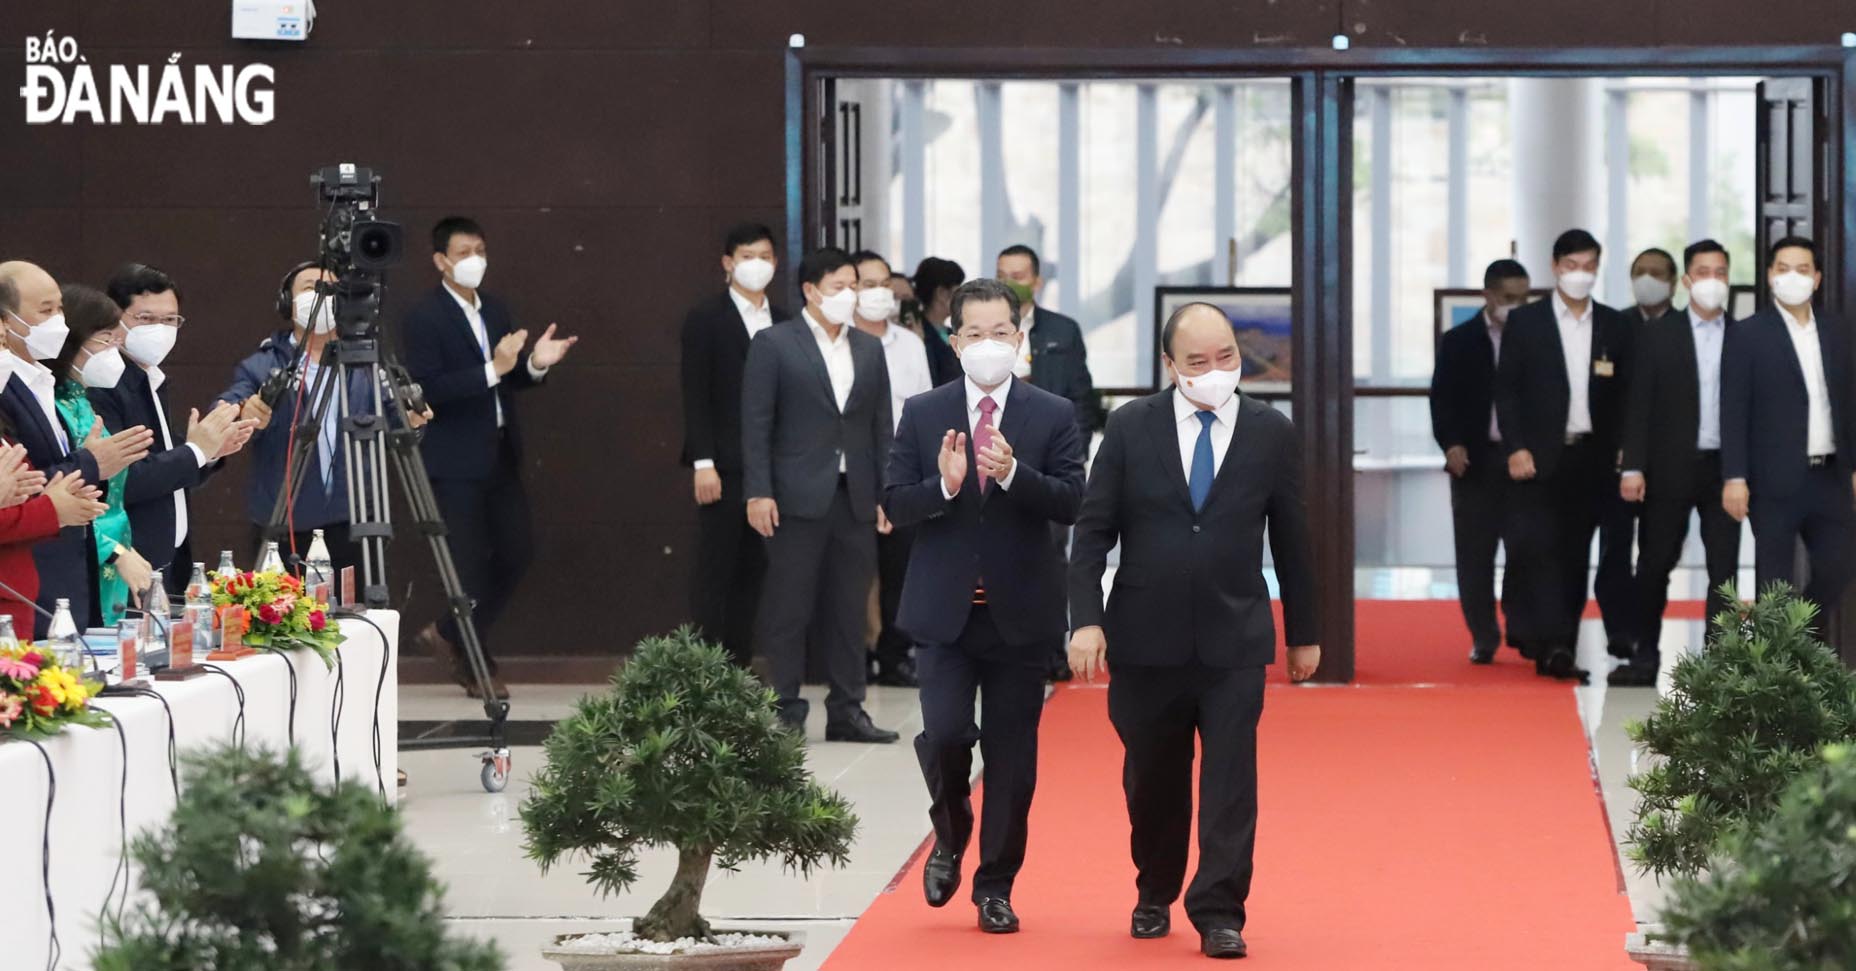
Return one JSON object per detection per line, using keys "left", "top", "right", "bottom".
{"left": 2, "top": 610, "right": 399, "bottom": 971}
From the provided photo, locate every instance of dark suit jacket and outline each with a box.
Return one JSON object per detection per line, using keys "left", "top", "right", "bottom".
{"left": 679, "top": 291, "right": 786, "bottom": 474}
{"left": 1068, "top": 391, "right": 1318, "bottom": 669}
{"left": 0, "top": 374, "right": 103, "bottom": 632}
{"left": 1621, "top": 309, "right": 1735, "bottom": 498}
{"left": 883, "top": 378, "right": 1086, "bottom": 647}
{"left": 1025, "top": 307, "right": 1103, "bottom": 433}
{"left": 1495, "top": 296, "right": 1633, "bottom": 478}
{"left": 1621, "top": 303, "right": 1680, "bottom": 330}
{"left": 1721, "top": 306, "right": 1856, "bottom": 497}
{"left": 741, "top": 315, "right": 892, "bottom": 522}
{"left": 88, "top": 364, "right": 215, "bottom": 566}
{"left": 923, "top": 323, "right": 961, "bottom": 388}
{"left": 1430, "top": 312, "right": 1501, "bottom": 452}
{"left": 400, "top": 284, "right": 540, "bottom": 481}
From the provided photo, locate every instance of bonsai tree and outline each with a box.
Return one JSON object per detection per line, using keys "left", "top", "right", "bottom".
{"left": 521, "top": 627, "right": 857, "bottom": 943}
{"left": 1626, "top": 583, "right": 1856, "bottom": 878}
{"left": 1662, "top": 743, "right": 1856, "bottom": 969}
{"left": 95, "top": 744, "right": 501, "bottom": 971}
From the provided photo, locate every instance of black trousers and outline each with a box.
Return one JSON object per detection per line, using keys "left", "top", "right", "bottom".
{"left": 755, "top": 482, "right": 875, "bottom": 725}
{"left": 914, "top": 604, "right": 1049, "bottom": 901}
{"left": 1108, "top": 662, "right": 1266, "bottom": 935}
{"left": 1505, "top": 437, "right": 1614, "bottom": 650}
{"left": 431, "top": 437, "right": 534, "bottom": 674}
{"left": 1595, "top": 488, "right": 1640, "bottom": 646}
{"left": 1449, "top": 443, "right": 1517, "bottom": 651}
{"left": 691, "top": 471, "right": 767, "bottom": 667}
{"left": 1635, "top": 451, "right": 1741, "bottom": 669}
{"left": 873, "top": 524, "right": 916, "bottom": 671}
{"left": 1749, "top": 465, "right": 1856, "bottom": 613}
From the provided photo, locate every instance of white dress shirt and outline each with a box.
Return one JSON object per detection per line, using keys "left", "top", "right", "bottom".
{"left": 942, "top": 377, "right": 1019, "bottom": 497}
{"left": 1173, "top": 386, "right": 1237, "bottom": 478}
{"left": 875, "top": 322, "right": 933, "bottom": 432}
{"left": 142, "top": 366, "right": 209, "bottom": 544}
{"left": 1485, "top": 311, "right": 1504, "bottom": 443}
{"left": 804, "top": 310, "right": 855, "bottom": 473}
{"left": 1553, "top": 291, "right": 1595, "bottom": 435}
{"left": 730, "top": 286, "right": 774, "bottom": 341}
{"left": 1779, "top": 304, "right": 1836, "bottom": 456}
{"left": 1012, "top": 307, "right": 1037, "bottom": 379}
{"left": 15, "top": 356, "right": 69, "bottom": 453}
{"left": 1689, "top": 308, "right": 1726, "bottom": 451}
{"left": 444, "top": 283, "right": 549, "bottom": 429}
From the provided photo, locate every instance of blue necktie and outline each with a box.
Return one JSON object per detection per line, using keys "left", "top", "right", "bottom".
{"left": 1189, "top": 410, "right": 1216, "bottom": 512}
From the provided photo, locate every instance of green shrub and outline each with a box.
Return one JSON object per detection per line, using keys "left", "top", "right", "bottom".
{"left": 1663, "top": 743, "right": 1856, "bottom": 970}
{"left": 521, "top": 627, "right": 857, "bottom": 942}
{"left": 94, "top": 744, "right": 500, "bottom": 971}
{"left": 1626, "top": 584, "right": 1856, "bottom": 878}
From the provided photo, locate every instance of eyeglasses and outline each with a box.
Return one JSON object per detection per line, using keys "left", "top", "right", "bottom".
{"left": 123, "top": 312, "right": 185, "bottom": 328}
{"left": 85, "top": 332, "right": 124, "bottom": 351}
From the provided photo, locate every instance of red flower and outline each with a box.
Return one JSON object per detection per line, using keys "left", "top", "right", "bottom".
{"left": 309, "top": 610, "right": 327, "bottom": 632}
{"left": 20, "top": 651, "right": 44, "bottom": 669}
{"left": 30, "top": 684, "right": 57, "bottom": 716}
{"left": 257, "top": 604, "right": 282, "bottom": 625}
{"left": 281, "top": 574, "right": 303, "bottom": 593}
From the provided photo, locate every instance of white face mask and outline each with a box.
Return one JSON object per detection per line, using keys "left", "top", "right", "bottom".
{"left": 817, "top": 286, "right": 858, "bottom": 326}
{"left": 1175, "top": 363, "right": 1242, "bottom": 410}
{"left": 448, "top": 254, "right": 487, "bottom": 290}
{"left": 79, "top": 346, "right": 126, "bottom": 389}
{"left": 293, "top": 290, "right": 336, "bottom": 335}
{"left": 856, "top": 287, "right": 896, "bottom": 323}
{"left": 123, "top": 323, "right": 178, "bottom": 367}
{"left": 959, "top": 338, "right": 1019, "bottom": 388}
{"left": 1490, "top": 301, "right": 1517, "bottom": 325}
{"left": 1770, "top": 271, "right": 1817, "bottom": 308}
{"left": 731, "top": 257, "right": 775, "bottom": 293}
{"left": 1631, "top": 274, "right": 1673, "bottom": 308}
{"left": 9, "top": 311, "right": 69, "bottom": 361}
{"left": 1557, "top": 270, "right": 1597, "bottom": 301}
{"left": 1688, "top": 277, "right": 1729, "bottom": 314}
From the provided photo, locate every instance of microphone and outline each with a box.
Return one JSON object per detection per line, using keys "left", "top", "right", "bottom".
{"left": 0, "top": 577, "right": 104, "bottom": 681}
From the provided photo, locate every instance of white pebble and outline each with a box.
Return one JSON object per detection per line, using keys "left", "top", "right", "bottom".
{"left": 555, "top": 931, "right": 789, "bottom": 955}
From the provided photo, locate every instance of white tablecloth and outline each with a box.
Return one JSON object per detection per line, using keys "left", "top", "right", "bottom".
{"left": 1, "top": 610, "right": 399, "bottom": 971}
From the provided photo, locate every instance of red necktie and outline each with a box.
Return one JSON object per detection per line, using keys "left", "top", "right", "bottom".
{"left": 976, "top": 396, "right": 998, "bottom": 492}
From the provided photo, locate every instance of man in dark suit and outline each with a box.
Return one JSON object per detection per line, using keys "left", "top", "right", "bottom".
{"left": 1431, "top": 259, "right": 1532, "bottom": 663}
{"left": 996, "top": 245, "right": 1102, "bottom": 437}
{"left": 1614, "top": 240, "right": 1740, "bottom": 686}
{"left": 402, "top": 216, "right": 580, "bottom": 700}
{"left": 680, "top": 222, "right": 784, "bottom": 668}
{"left": 1496, "top": 228, "right": 1633, "bottom": 682}
{"left": 1623, "top": 248, "right": 1678, "bottom": 328}
{"left": 93, "top": 263, "right": 251, "bottom": 591}
{"left": 1722, "top": 235, "right": 1856, "bottom": 615}
{"left": 0, "top": 261, "right": 152, "bottom": 633}
{"left": 885, "top": 279, "right": 1086, "bottom": 934}
{"left": 742, "top": 246, "right": 897, "bottom": 743}
{"left": 1068, "top": 303, "right": 1319, "bottom": 961}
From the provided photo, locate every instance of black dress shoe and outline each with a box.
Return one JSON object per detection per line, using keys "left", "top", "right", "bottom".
{"left": 922, "top": 845, "right": 961, "bottom": 908}
{"left": 977, "top": 897, "right": 1019, "bottom": 934}
{"left": 1468, "top": 643, "right": 1496, "bottom": 665}
{"left": 1607, "top": 639, "right": 1638, "bottom": 661}
{"left": 1540, "top": 649, "right": 1590, "bottom": 684}
{"left": 824, "top": 710, "right": 900, "bottom": 743}
{"left": 1607, "top": 663, "right": 1658, "bottom": 687}
{"left": 1131, "top": 903, "right": 1170, "bottom": 939}
{"left": 1201, "top": 927, "right": 1248, "bottom": 959}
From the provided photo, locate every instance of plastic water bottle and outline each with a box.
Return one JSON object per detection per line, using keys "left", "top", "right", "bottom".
{"left": 216, "top": 549, "right": 238, "bottom": 579}
{"left": 185, "top": 563, "right": 215, "bottom": 653}
{"left": 306, "top": 529, "right": 333, "bottom": 594}
{"left": 0, "top": 615, "right": 19, "bottom": 651}
{"left": 142, "top": 570, "right": 170, "bottom": 662}
{"left": 257, "top": 540, "right": 284, "bottom": 574}
{"left": 47, "top": 598, "right": 82, "bottom": 670}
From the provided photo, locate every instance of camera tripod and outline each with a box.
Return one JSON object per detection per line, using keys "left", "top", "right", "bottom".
{"left": 263, "top": 295, "right": 512, "bottom": 793}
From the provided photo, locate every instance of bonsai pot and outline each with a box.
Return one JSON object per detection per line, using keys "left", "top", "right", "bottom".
{"left": 1625, "top": 926, "right": 1696, "bottom": 971}
{"left": 543, "top": 927, "right": 805, "bottom": 971}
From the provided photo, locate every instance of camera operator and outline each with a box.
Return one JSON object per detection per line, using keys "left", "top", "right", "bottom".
{"left": 404, "top": 217, "right": 578, "bottom": 701}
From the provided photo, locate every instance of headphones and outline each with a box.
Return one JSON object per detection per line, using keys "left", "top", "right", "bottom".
{"left": 275, "top": 260, "right": 323, "bottom": 322}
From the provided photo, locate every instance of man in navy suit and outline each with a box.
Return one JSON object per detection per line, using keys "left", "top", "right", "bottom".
{"left": 0, "top": 261, "right": 153, "bottom": 633}
{"left": 1722, "top": 235, "right": 1856, "bottom": 613}
{"left": 885, "top": 278, "right": 1087, "bottom": 935}
{"left": 402, "top": 217, "right": 579, "bottom": 699}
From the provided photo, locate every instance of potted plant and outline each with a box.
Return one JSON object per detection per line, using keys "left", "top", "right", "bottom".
{"left": 1622, "top": 584, "right": 1856, "bottom": 970}
{"left": 521, "top": 627, "right": 857, "bottom": 970}
{"left": 1660, "top": 743, "right": 1856, "bottom": 969}
{"left": 94, "top": 743, "right": 501, "bottom": 971}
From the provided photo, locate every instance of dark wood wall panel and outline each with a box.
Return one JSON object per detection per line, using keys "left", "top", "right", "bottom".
{"left": 0, "top": 0, "right": 1849, "bottom": 670}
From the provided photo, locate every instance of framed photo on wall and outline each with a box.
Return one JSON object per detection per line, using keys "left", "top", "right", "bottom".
{"left": 1433, "top": 288, "right": 1553, "bottom": 342}
{"left": 1729, "top": 284, "right": 1757, "bottom": 321}
{"left": 1153, "top": 287, "right": 1294, "bottom": 396}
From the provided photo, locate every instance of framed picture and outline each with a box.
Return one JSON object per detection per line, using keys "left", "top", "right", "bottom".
{"left": 1433, "top": 288, "right": 1553, "bottom": 341}
{"left": 1153, "top": 287, "right": 1294, "bottom": 395}
{"left": 1729, "top": 284, "right": 1757, "bottom": 321}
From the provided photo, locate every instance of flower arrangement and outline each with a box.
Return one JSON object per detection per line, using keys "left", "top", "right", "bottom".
{"left": 210, "top": 570, "right": 344, "bottom": 669}
{"left": 0, "top": 642, "right": 111, "bottom": 739}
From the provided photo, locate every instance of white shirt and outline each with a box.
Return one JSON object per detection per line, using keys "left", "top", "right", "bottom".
{"left": 143, "top": 365, "right": 209, "bottom": 545}
{"left": 1173, "top": 386, "right": 1237, "bottom": 479}
{"left": 874, "top": 322, "right": 933, "bottom": 431}
{"left": 1485, "top": 311, "right": 1504, "bottom": 443}
{"left": 1689, "top": 309, "right": 1726, "bottom": 451}
{"left": 1553, "top": 291, "right": 1595, "bottom": 435}
{"left": 1012, "top": 307, "right": 1037, "bottom": 379}
{"left": 941, "top": 377, "right": 1019, "bottom": 498}
{"left": 13, "top": 355, "right": 68, "bottom": 453}
{"left": 730, "top": 287, "right": 774, "bottom": 341}
{"left": 804, "top": 310, "right": 855, "bottom": 473}
{"left": 1779, "top": 304, "right": 1836, "bottom": 456}
{"left": 444, "top": 283, "right": 549, "bottom": 429}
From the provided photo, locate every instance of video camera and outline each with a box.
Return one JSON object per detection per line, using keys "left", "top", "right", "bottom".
{"left": 312, "top": 163, "right": 403, "bottom": 274}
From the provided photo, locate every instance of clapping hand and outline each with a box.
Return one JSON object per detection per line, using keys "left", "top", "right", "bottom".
{"left": 87, "top": 421, "right": 155, "bottom": 479}
{"left": 44, "top": 472, "right": 107, "bottom": 527}
{"left": 976, "top": 430, "right": 1015, "bottom": 484}
{"left": 0, "top": 444, "right": 31, "bottom": 508}
{"left": 938, "top": 429, "right": 969, "bottom": 496}
{"left": 529, "top": 323, "right": 579, "bottom": 369}
{"left": 492, "top": 330, "right": 527, "bottom": 377}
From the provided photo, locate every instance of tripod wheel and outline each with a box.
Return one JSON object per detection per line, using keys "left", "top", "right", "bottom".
{"left": 480, "top": 750, "right": 511, "bottom": 793}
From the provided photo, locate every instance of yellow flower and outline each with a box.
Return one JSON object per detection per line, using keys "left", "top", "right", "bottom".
{"left": 36, "top": 666, "right": 82, "bottom": 706}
